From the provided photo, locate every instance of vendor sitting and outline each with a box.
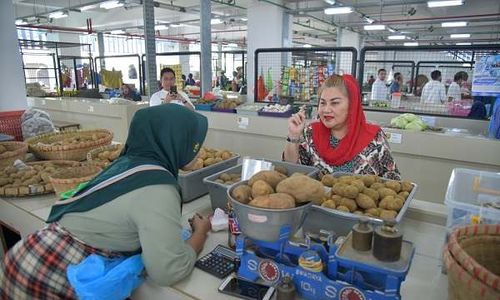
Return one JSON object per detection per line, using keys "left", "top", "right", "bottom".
{"left": 150, "top": 67, "right": 194, "bottom": 110}
{"left": 283, "top": 74, "right": 401, "bottom": 180}
{"left": 0, "top": 105, "right": 211, "bottom": 299}
{"left": 120, "top": 83, "right": 142, "bottom": 101}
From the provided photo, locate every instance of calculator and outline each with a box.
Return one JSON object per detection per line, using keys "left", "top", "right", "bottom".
{"left": 195, "top": 245, "right": 238, "bottom": 279}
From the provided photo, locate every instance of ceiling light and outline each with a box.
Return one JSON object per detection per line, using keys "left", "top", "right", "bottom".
{"left": 404, "top": 42, "right": 419, "bottom": 46}
{"left": 303, "top": 44, "right": 312, "bottom": 48}
{"left": 227, "top": 43, "right": 238, "bottom": 47}
{"left": 456, "top": 42, "right": 471, "bottom": 45}
{"left": 170, "top": 23, "right": 184, "bottom": 27}
{"left": 363, "top": 16, "right": 375, "bottom": 24}
{"left": 427, "top": 0, "right": 464, "bottom": 8}
{"left": 211, "top": 18, "right": 223, "bottom": 25}
{"left": 324, "top": 0, "right": 336, "bottom": 4}
{"left": 80, "top": 4, "right": 96, "bottom": 11}
{"left": 110, "top": 30, "right": 125, "bottom": 34}
{"left": 15, "top": 19, "right": 27, "bottom": 25}
{"left": 155, "top": 24, "right": 168, "bottom": 30}
{"left": 48, "top": 11, "right": 68, "bottom": 19}
{"left": 442, "top": 21, "right": 467, "bottom": 27}
{"left": 388, "top": 35, "right": 406, "bottom": 40}
{"left": 450, "top": 33, "right": 470, "bottom": 38}
{"left": 100, "top": 1, "right": 124, "bottom": 10}
{"left": 241, "top": 18, "right": 247, "bottom": 21}
{"left": 462, "top": 63, "right": 471, "bottom": 67}
{"left": 324, "top": 7, "right": 353, "bottom": 15}
{"left": 388, "top": 27, "right": 397, "bottom": 33}
{"left": 364, "top": 24, "right": 386, "bottom": 30}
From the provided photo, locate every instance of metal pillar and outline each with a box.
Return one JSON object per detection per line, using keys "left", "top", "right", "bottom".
{"left": 97, "top": 32, "right": 105, "bottom": 69}
{"left": 143, "top": 0, "right": 157, "bottom": 96}
{"left": 200, "top": 0, "right": 212, "bottom": 95}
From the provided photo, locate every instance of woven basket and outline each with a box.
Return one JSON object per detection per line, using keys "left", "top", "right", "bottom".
{"left": 26, "top": 129, "right": 113, "bottom": 161}
{"left": 443, "top": 224, "right": 500, "bottom": 300}
{"left": 86, "top": 143, "right": 123, "bottom": 167}
{"left": 0, "top": 141, "right": 28, "bottom": 169}
{"left": 49, "top": 165, "right": 102, "bottom": 196}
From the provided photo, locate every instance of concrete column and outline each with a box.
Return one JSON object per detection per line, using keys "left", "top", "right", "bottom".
{"left": 0, "top": 1, "right": 27, "bottom": 110}
{"left": 217, "top": 42, "right": 223, "bottom": 74}
{"left": 179, "top": 43, "right": 190, "bottom": 77}
{"left": 247, "top": 0, "right": 291, "bottom": 101}
{"left": 97, "top": 32, "right": 105, "bottom": 69}
{"left": 200, "top": 0, "right": 212, "bottom": 95}
{"left": 336, "top": 28, "right": 360, "bottom": 75}
{"left": 143, "top": 0, "right": 157, "bottom": 96}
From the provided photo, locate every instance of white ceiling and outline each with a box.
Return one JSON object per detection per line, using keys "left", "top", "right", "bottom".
{"left": 12, "top": 0, "right": 500, "bottom": 47}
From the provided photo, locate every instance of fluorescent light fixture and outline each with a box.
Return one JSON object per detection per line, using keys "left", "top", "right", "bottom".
{"left": 462, "top": 63, "right": 471, "bottom": 67}
{"left": 388, "top": 35, "right": 406, "bottom": 40}
{"left": 170, "top": 23, "right": 184, "bottom": 27}
{"left": 364, "top": 24, "right": 386, "bottom": 30}
{"left": 324, "top": 0, "right": 336, "bottom": 4}
{"left": 303, "top": 44, "right": 312, "bottom": 48}
{"left": 363, "top": 16, "right": 374, "bottom": 24}
{"left": 450, "top": 33, "right": 470, "bottom": 38}
{"left": 324, "top": 7, "right": 353, "bottom": 15}
{"left": 211, "top": 19, "right": 223, "bottom": 25}
{"left": 100, "top": 1, "right": 123, "bottom": 10}
{"left": 427, "top": 0, "right": 464, "bottom": 8}
{"left": 456, "top": 42, "right": 471, "bottom": 45}
{"left": 442, "top": 21, "right": 467, "bottom": 27}
{"left": 227, "top": 43, "right": 238, "bottom": 47}
{"left": 110, "top": 30, "right": 125, "bottom": 34}
{"left": 388, "top": 27, "right": 397, "bottom": 33}
{"left": 404, "top": 42, "right": 419, "bottom": 46}
{"left": 241, "top": 18, "right": 248, "bottom": 21}
{"left": 48, "top": 11, "right": 68, "bottom": 19}
{"left": 80, "top": 4, "right": 96, "bottom": 11}
{"left": 155, "top": 25, "right": 168, "bottom": 30}
{"left": 15, "top": 19, "right": 27, "bottom": 25}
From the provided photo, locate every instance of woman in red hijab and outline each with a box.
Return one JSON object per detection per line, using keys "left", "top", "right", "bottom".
{"left": 283, "top": 74, "right": 400, "bottom": 180}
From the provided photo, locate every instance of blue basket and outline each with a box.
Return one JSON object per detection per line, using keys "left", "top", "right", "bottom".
{"left": 194, "top": 103, "right": 215, "bottom": 111}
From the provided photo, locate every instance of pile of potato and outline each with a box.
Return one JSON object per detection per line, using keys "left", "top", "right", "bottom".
{"left": 0, "top": 144, "right": 14, "bottom": 157}
{"left": 214, "top": 173, "right": 241, "bottom": 185}
{"left": 183, "top": 147, "right": 234, "bottom": 172}
{"left": 0, "top": 162, "right": 77, "bottom": 196}
{"left": 41, "top": 133, "right": 107, "bottom": 147}
{"left": 214, "top": 99, "right": 240, "bottom": 110}
{"left": 90, "top": 145, "right": 123, "bottom": 167}
{"left": 320, "top": 174, "right": 413, "bottom": 220}
{"left": 231, "top": 169, "right": 324, "bottom": 209}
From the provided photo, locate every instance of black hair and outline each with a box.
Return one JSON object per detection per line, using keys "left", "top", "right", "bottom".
{"left": 431, "top": 70, "right": 441, "bottom": 80}
{"left": 188, "top": 73, "right": 193, "bottom": 78}
{"left": 160, "top": 67, "right": 175, "bottom": 78}
{"left": 394, "top": 72, "right": 402, "bottom": 80}
{"left": 378, "top": 69, "right": 386, "bottom": 74}
{"left": 454, "top": 71, "right": 468, "bottom": 82}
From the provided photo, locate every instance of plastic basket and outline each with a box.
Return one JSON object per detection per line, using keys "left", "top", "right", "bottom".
{"left": 0, "top": 110, "right": 24, "bottom": 141}
{"left": 194, "top": 103, "right": 215, "bottom": 111}
{"left": 203, "top": 160, "right": 319, "bottom": 211}
{"left": 447, "top": 101, "right": 472, "bottom": 117}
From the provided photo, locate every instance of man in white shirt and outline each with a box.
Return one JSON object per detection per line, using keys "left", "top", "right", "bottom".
{"left": 149, "top": 67, "right": 195, "bottom": 110}
{"left": 371, "top": 69, "right": 388, "bottom": 101}
{"left": 447, "top": 71, "right": 469, "bottom": 102}
{"left": 420, "top": 70, "right": 447, "bottom": 104}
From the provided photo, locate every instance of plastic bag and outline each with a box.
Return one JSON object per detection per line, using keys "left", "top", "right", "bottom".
{"left": 241, "top": 157, "right": 273, "bottom": 181}
{"left": 67, "top": 254, "right": 145, "bottom": 300}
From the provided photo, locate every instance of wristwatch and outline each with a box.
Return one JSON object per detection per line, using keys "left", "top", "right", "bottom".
{"left": 286, "top": 136, "right": 304, "bottom": 144}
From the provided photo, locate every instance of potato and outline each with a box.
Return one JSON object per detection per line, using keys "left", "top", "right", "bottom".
{"left": 362, "top": 187, "right": 380, "bottom": 203}
{"left": 109, "top": 150, "right": 120, "bottom": 161}
{"left": 332, "top": 183, "right": 348, "bottom": 196}
{"left": 276, "top": 175, "right": 324, "bottom": 205}
{"left": 350, "top": 180, "right": 365, "bottom": 192}
{"left": 379, "top": 196, "right": 404, "bottom": 211}
{"left": 356, "top": 193, "right": 377, "bottom": 209}
{"left": 338, "top": 176, "right": 355, "bottom": 184}
{"left": 251, "top": 180, "right": 274, "bottom": 198}
{"left": 321, "top": 199, "right": 336, "bottom": 209}
{"left": 370, "top": 182, "right": 385, "bottom": 190}
{"left": 361, "top": 175, "right": 377, "bottom": 187}
{"left": 385, "top": 181, "right": 401, "bottom": 193}
{"left": 0, "top": 144, "right": 6, "bottom": 153}
{"left": 290, "top": 172, "right": 306, "bottom": 177}
{"left": 379, "top": 209, "right": 398, "bottom": 220}
{"left": 221, "top": 151, "right": 232, "bottom": 160}
{"left": 274, "top": 166, "right": 288, "bottom": 176}
{"left": 353, "top": 211, "right": 364, "bottom": 215}
{"left": 365, "top": 208, "right": 380, "bottom": 217}
{"left": 203, "top": 157, "right": 215, "bottom": 166}
{"left": 336, "top": 205, "right": 350, "bottom": 213}
{"left": 231, "top": 185, "right": 252, "bottom": 204}
{"left": 229, "top": 173, "right": 240, "bottom": 180}
{"left": 401, "top": 181, "right": 413, "bottom": 193}
{"left": 0, "top": 178, "right": 10, "bottom": 186}
{"left": 215, "top": 179, "right": 225, "bottom": 184}
{"left": 219, "top": 173, "right": 232, "bottom": 182}
{"left": 338, "top": 197, "right": 357, "bottom": 212}
{"left": 321, "top": 174, "right": 337, "bottom": 187}
{"left": 249, "top": 194, "right": 295, "bottom": 209}
{"left": 398, "top": 191, "right": 410, "bottom": 200}
{"left": 331, "top": 195, "right": 343, "bottom": 206}
{"left": 198, "top": 148, "right": 207, "bottom": 160}
{"left": 249, "top": 170, "right": 287, "bottom": 189}
{"left": 45, "top": 183, "right": 54, "bottom": 192}
{"left": 214, "top": 157, "right": 223, "bottom": 164}
{"left": 18, "top": 186, "right": 30, "bottom": 196}
{"left": 395, "top": 195, "right": 406, "bottom": 204}
{"left": 378, "top": 187, "right": 397, "bottom": 199}
{"left": 190, "top": 158, "right": 204, "bottom": 170}
{"left": 343, "top": 185, "right": 359, "bottom": 199}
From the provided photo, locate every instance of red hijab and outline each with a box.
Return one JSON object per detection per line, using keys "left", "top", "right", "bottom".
{"left": 311, "top": 74, "right": 380, "bottom": 166}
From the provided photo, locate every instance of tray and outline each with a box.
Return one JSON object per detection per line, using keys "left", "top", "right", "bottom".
{"left": 211, "top": 107, "right": 237, "bottom": 113}
{"left": 178, "top": 154, "right": 240, "bottom": 202}
{"left": 302, "top": 172, "right": 418, "bottom": 237}
{"left": 258, "top": 109, "right": 293, "bottom": 118}
{"left": 194, "top": 103, "right": 215, "bottom": 111}
{"left": 203, "top": 159, "right": 319, "bottom": 210}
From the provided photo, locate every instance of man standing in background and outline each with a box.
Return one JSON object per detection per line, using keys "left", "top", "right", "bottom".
{"left": 420, "top": 70, "right": 447, "bottom": 104}
{"left": 371, "top": 69, "right": 388, "bottom": 101}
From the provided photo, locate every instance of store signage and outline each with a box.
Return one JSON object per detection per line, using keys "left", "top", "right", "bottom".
{"left": 471, "top": 54, "right": 500, "bottom": 96}
{"left": 386, "top": 132, "right": 403, "bottom": 144}
{"left": 237, "top": 116, "right": 249, "bottom": 129}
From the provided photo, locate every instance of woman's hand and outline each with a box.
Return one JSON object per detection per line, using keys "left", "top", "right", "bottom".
{"left": 163, "top": 93, "right": 180, "bottom": 103}
{"left": 189, "top": 213, "right": 211, "bottom": 235}
{"left": 287, "top": 108, "right": 306, "bottom": 138}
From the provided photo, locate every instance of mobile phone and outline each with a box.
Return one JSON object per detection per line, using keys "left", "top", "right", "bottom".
{"left": 218, "top": 276, "right": 275, "bottom": 300}
{"left": 170, "top": 85, "right": 177, "bottom": 94}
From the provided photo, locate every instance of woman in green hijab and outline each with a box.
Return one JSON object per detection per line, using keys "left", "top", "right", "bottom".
{"left": 0, "top": 105, "right": 211, "bottom": 299}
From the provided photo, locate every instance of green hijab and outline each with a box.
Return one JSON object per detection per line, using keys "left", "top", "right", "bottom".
{"left": 47, "top": 104, "right": 208, "bottom": 223}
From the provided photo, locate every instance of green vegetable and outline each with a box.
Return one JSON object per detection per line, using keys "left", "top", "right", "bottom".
{"left": 405, "top": 119, "right": 427, "bottom": 131}
{"left": 390, "top": 113, "right": 427, "bottom": 131}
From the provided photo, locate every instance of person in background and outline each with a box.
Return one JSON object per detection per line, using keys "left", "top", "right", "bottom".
{"left": 390, "top": 72, "right": 403, "bottom": 94}
{"left": 368, "top": 75, "right": 375, "bottom": 87}
{"left": 218, "top": 70, "right": 229, "bottom": 90}
{"left": 420, "top": 70, "right": 447, "bottom": 104}
{"left": 121, "top": 83, "right": 141, "bottom": 101}
{"left": 468, "top": 100, "right": 487, "bottom": 119}
{"left": 185, "top": 73, "right": 195, "bottom": 86}
{"left": 283, "top": 74, "right": 400, "bottom": 180}
{"left": 181, "top": 74, "right": 187, "bottom": 89}
{"left": 150, "top": 67, "right": 194, "bottom": 110}
{"left": 447, "top": 71, "right": 469, "bottom": 102}
{"left": 371, "top": 69, "right": 388, "bottom": 101}
{"left": 0, "top": 105, "right": 211, "bottom": 299}
{"left": 231, "top": 71, "right": 240, "bottom": 92}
